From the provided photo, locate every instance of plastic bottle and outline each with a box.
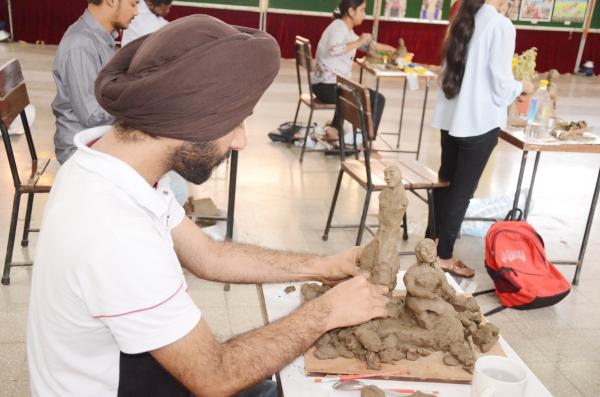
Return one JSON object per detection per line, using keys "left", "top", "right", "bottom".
{"left": 524, "top": 79, "right": 553, "bottom": 139}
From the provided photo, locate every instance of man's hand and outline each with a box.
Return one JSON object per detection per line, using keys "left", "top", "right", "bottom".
{"left": 316, "top": 246, "right": 362, "bottom": 285}
{"left": 319, "top": 276, "right": 389, "bottom": 330}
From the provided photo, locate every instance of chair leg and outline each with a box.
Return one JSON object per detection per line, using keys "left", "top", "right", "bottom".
{"left": 299, "top": 108, "right": 314, "bottom": 163}
{"left": 427, "top": 189, "right": 437, "bottom": 239}
{"left": 21, "top": 193, "right": 34, "bottom": 247}
{"left": 323, "top": 169, "right": 344, "bottom": 241}
{"left": 356, "top": 189, "right": 373, "bottom": 246}
{"left": 292, "top": 99, "right": 301, "bottom": 128}
{"left": 2, "top": 192, "right": 21, "bottom": 285}
{"left": 402, "top": 212, "right": 409, "bottom": 241}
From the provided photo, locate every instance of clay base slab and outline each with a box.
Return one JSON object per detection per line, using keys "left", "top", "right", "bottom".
{"left": 304, "top": 291, "right": 505, "bottom": 384}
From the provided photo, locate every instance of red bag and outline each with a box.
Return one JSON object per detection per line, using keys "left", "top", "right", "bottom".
{"left": 484, "top": 220, "right": 571, "bottom": 309}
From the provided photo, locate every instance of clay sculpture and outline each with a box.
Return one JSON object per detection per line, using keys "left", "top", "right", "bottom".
{"left": 303, "top": 238, "right": 499, "bottom": 373}
{"left": 366, "top": 38, "right": 408, "bottom": 66}
{"left": 359, "top": 165, "right": 408, "bottom": 290}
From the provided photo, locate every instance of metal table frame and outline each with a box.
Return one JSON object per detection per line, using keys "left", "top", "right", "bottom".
{"left": 355, "top": 58, "right": 437, "bottom": 159}
{"left": 500, "top": 129, "right": 600, "bottom": 285}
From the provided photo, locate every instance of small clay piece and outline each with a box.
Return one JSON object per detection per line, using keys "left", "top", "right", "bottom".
{"left": 406, "top": 348, "right": 419, "bottom": 361}
{"left": 361, "top": 385, "right": 386, "bottom": 397}
{"left": 472, "top": 323, "right": 500, "bottom": 353}
{"left": 552, "top": 119, "right": 594, "bottom": 141}
{"left": 359, "top": 165, "right": 408, "bottom": 290}
{"left": 300, "top": 283, "right": 330, "bottom": 302}
{"left": 408, "top": 392, "right": 436, "bottom": 397}
{"left": 283, "top": 285, "right": 296, "bottom": 294}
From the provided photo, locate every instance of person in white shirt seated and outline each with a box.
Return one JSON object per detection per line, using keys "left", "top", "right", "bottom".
{"left": 27, "top": 15, "right": 388, "bottom": 397}
{"left": 312, "top": 0, "right": 396, "bottom": 144}
{"left": 428, "top": 0, "right": 533, "bottom": 278}
{"left": 122, "top": 0, "right": 172, "bottom": 47}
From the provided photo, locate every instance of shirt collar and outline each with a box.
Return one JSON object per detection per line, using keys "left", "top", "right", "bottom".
{"left": 72, "top": 126, "right": 172, "bottom": 219}
{"left": 82, "top": 9, "right": 118, "bottom": 47}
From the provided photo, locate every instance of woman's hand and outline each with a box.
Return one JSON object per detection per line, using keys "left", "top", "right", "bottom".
{"left": 360, "top": 33, "right": 373, "bottom": 45}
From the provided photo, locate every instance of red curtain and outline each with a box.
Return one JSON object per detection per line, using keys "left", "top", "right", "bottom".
{"left": 0, "top": 1, "right": 597, "bottom": 74}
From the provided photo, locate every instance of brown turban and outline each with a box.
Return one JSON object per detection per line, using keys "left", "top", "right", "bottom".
{"left": 95, "top": 15, "right": 280, "bottom": 142}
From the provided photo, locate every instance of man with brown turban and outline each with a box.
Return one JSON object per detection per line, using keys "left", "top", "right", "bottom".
{"left": 27, "top": 15, "right": 389, "bottom": 397}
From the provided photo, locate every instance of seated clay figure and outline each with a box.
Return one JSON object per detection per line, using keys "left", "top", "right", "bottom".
{"left": 404, "top": 239, "right": 457, "bottom": 330}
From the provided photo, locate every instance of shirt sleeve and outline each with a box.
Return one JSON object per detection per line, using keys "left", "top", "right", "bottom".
{"left": 488, "top": 20, "right": 523, "bottom": 107}
{"left": 327, "top": 25, "right": 352, "bottom": 56}
{"left": 62, "top": 46, "right": 115, "bottom": 128}
{"left": 78, "top": 221, "right": 201, "bottom": 354}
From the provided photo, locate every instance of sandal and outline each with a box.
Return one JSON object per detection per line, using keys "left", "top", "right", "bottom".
{"left": 441, "top": 260, "right": 475, "bottom": 278}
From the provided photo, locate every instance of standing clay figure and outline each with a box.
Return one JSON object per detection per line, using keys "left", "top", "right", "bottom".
{"left": 359, "top": 165, "right": 408, "bottom": 290}
{"left": 546, "top": 69, "right": 560, "bottom": 110}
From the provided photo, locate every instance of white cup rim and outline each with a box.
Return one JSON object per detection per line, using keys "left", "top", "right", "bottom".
{"left": 474, "top": 356, "right": 527, "bottom": 384}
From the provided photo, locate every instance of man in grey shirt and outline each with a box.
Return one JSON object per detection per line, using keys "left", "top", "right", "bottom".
{"left": 52, "top": 0, "right": 139, "bottom": 163}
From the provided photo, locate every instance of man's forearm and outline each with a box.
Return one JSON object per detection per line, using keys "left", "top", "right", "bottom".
{"left": 153, "top": 298, "right": 330, "bottom": 397}
{"left": 218, "top": 298, "right": 328, "bottom": 395}
{"left": 184, "top": 238, "right": 324, "bottom": 284}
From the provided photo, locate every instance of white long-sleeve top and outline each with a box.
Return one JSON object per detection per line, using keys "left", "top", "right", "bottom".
{"left": 121, "top": 0, "right": 168, "bottom": 47}
{"left": 432, "top": 4, "right": 523, "bottom": 138}
{"left": 312, "top": 19, "right": 369, "bottom": 85}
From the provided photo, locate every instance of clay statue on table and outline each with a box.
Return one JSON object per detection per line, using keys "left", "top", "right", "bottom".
{"left": 359, "top": 165, "right": 408, "bottom": 290}
{"left": 366, "top": 38, "right": 408, "bottom": 66}
{"left": 304, "top": 238, "right": 500, "bottom": 373}
{"left": 404, "top": 239, "right": 456, "bottom": 330}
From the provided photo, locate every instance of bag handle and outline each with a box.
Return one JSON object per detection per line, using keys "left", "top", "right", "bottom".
{"left": 505, "top": 208, "right": 523, "bottom": 221}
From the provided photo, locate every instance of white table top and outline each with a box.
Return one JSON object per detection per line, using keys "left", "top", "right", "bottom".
{"left": 355, "top": 58, "right": 438, "bottom": 79}
{"left": 261, "top": 272, "right": 552, "bottom": 397}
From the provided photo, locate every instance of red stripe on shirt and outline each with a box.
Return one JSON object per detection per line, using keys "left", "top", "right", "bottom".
{"left": 93, "top": 281, "right": 184, "bottom": 318}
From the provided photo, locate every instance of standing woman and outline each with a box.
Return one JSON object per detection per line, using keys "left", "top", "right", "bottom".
{"left": 312, "top": 0, "right": 396, "bottom": 143}
{"left": 429, "top": 0, "right": 533, "bottom": 277}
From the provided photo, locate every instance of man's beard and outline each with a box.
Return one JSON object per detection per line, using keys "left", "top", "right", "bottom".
{"left": 170, "top": 140, "right": 231, "bottom": 185}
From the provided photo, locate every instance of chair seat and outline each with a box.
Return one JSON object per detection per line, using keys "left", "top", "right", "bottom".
{"left": 341, "top": 158, "right": 450, "bottom": 191}
{"left": 300, "top": 93, "right": 336, "bottom": 110}
{"left": 19, "top": 158, "right": 59, "bottom": 193}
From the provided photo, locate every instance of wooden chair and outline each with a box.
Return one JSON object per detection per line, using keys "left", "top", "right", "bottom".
{"left": 0, "top": 59, "right": 58, "bottom": 285}
{"left": 292, "top": 36, "right": 336, "bottom": 162}
{"left": 322, "top": 75, "right": 449, "bottom": 246}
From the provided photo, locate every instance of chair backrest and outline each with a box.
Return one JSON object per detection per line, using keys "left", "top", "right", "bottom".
{"left": 0, "top": 59, "right": 36, "bottom": 189}
{"left": 336, "top": 75, "right": 376, "bottom": 184}
{"left": 294, "top": 36, "right": 315, "bottom": 99}
{"left": 336, "top": 74, "right": 376, "bottom": 140}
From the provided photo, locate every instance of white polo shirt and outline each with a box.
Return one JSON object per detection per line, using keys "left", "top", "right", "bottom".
{"left": 27, "top": 126, "right": 201, "bottom": 396}
{"left": 431, "top": 4, "right": 523, "bottom": 137}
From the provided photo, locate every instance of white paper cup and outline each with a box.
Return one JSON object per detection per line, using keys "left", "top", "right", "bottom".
{"left": 470, "top": 356, "right": 528, "bottom": 397}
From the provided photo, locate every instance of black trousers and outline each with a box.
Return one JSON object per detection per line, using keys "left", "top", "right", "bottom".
{"left": 312, "top": 83, "right": 385, "bottom": 136}
{"left": 426, "top": 128, "right": 499, "bottom": 259}
{"left": 118, "top": 352, "right": 278, "bottom": 397}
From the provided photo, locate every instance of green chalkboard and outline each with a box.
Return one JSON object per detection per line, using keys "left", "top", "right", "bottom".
{"left": 591, "top": 1, "right": 600, "bottom": 29}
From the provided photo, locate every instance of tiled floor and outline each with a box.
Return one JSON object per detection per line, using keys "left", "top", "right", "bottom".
{"left": 1, "top": 41, "right": 600, "bottom": 396}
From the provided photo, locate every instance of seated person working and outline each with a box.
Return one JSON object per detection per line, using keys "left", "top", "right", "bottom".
{"left": 27, "top": 16, "right": 389, "bottom": 397}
